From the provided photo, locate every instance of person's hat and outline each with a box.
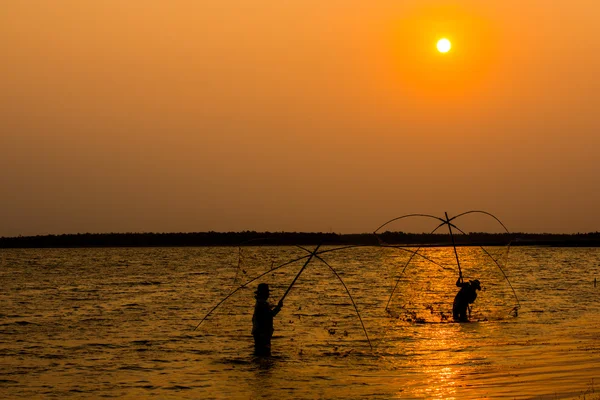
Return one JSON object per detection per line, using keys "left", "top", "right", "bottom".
{"left": 470, "top": 279, "right": 481, "bottom": 290}
{"left": 255, "top": 283, "right": 270, "bottom": 296}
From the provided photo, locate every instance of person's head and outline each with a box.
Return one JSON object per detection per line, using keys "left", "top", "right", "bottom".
{"left": 470, "top": 279, "right": 481, "bottom": 291}
{"left": 255, "top": 283, "right": 270, "bottom": 300}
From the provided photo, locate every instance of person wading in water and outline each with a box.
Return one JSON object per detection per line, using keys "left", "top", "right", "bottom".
{"left": 252, "top": 283, "right": 283, "bottom": 356}
{"left": 452, "top": 276, "right": 481, "bottom": 322}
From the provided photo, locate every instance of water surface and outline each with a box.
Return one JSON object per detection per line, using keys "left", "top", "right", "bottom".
{"left": 1, "top": 246, "right": 599, "bottom": 399}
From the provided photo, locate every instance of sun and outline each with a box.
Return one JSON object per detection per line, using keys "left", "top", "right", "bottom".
{"left": 437, "top": 38, "right": 451, "bottom": 53}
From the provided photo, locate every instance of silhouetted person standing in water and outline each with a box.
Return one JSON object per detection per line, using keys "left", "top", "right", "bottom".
{"left": 453, "top": 277, "right": 481, "bottom": 322}
{"left": 252, "top": 283, "right": 283, "bottom": 356}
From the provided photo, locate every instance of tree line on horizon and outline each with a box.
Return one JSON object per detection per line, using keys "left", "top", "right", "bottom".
{"left": 1, "top": 231, "right": 600, "bottom": 248}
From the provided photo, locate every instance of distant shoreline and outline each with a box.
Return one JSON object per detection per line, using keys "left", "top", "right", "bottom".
{"left": 2, "top": 231, "right": 600, "bottom": 248}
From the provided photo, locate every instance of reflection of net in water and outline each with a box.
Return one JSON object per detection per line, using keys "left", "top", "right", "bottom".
{"left": 196, "top": 211, "right": 520, "bottom": 353}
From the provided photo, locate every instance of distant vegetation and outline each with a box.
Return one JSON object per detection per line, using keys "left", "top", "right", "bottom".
{"left": 1, "top": 231, "right": 600, "bottom": 248}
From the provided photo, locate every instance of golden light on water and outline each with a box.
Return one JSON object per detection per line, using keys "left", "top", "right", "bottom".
{"left": 437, "top": 38, "right": 452, "bottom": 53}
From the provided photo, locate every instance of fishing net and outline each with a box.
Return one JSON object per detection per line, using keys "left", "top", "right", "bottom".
{"left": 196, "top": 211, "right": 520, "bottom": 354}
{"left": 375, "top": 212, "right": 519, "bottom": 326}
{"left": 198, "top": 245, "right": 388, "bottom": 356}
{"left": 381, "top": 245, "right": 516, "bottom": 325}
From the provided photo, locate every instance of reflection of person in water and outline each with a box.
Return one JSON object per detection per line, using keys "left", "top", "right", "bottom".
{"left": 252, "top": 283, "right": 283, "bottom": 356}
{"left": 452, "top": 277, "right": 481, "bottom": 322}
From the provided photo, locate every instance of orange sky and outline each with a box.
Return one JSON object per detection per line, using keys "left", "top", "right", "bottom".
{"left": 1, "top": 1, "right": 599, "bottom": 235}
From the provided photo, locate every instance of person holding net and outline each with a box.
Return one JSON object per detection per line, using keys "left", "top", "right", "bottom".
{"left": 452, "top": 276, "right": 481, "bottom": 322}
{"left": 252, "top": 283, "right": 283, "bottom": 356}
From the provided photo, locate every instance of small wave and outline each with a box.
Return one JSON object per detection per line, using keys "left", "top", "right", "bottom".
{"left": 321, "top": 349, "right": 355, "bottom": 358}
{"left": 311, "top": 375, "right": 334, "bottom": 380}
{"left": 189, "top": 349, "right": 214, "bottom": 355}
{"left": 118, "top": 365, "right": 153, "bottom": 371}
{"left": 139, "top": 281, "right": 161, "bottom": 286}
{"left": 77, "top": 343, "right": 121, "bottom": 350}
{"left": 64, "top": 297, "right": 98, "bottom": 302}
{"left": 131, "top": 340, "right": 152, "bottom": 345}
{"left": 69, "top": 288, "right": 100, "bottom": 293}
{"left": 165, "top": 337, "right": 187, "bottom": 343}
{"left": 117, "top": 281, "right": 161, "bottom": 287}
{"left": 0, "top": 321, "right": 37, "bottom": 327}
{"left": 38, "top": 354, "right": 66, "bottom": 360}
{"left": 175, "top": 334, "right": 195, "bottom": 340}
{"left": 292, "top": 313, "right": 328, "bottom": 317}
{"left": 138, "top": 384, "right": 157, "bottom": 389}
{"left": 164, "top": 385, "right": 192, "bottom": 390}
{"left": 81, "top": 318, "right": 106, "bottom": 323}
{"left": 220, "top": 357, "right": 253, "bottom": 365}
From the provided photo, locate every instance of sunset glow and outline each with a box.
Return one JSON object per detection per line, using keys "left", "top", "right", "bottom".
{"left": 1, "top": 2, "right": 599, "bottom": 235}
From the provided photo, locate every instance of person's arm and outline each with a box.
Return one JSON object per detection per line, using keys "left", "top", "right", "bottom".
{"left": 456, "top": 277, "right": 466, "bottom": 287}
{"left": 469, "top": 292, "right": 478, "bottom": 304}
{"left": 272, "top": 299, "right": 283, "bottom": 316}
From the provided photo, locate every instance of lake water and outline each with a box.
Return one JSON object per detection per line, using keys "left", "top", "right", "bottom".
{"left": 1, "top": 246, "right": 599, "bottom": 399}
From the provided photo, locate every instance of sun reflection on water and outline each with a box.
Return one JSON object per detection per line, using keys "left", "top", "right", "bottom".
{"left": 388, "top": 322, "right": 491, "bottom": 399}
